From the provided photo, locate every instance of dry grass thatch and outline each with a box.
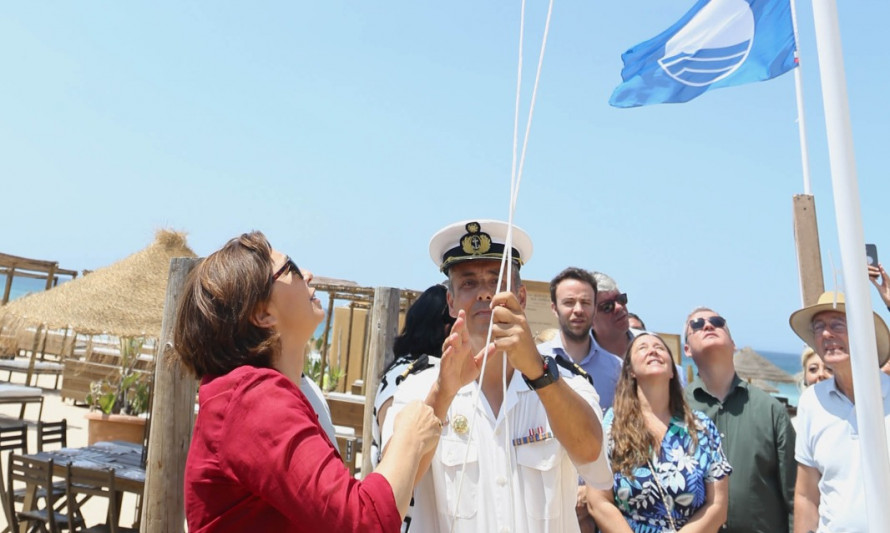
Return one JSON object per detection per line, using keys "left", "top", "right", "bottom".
{"left": 0, "top": 229, "right": 196, "bottom": 339}
{"left": 734, "top": 346, "right": 796, "bottom": 384}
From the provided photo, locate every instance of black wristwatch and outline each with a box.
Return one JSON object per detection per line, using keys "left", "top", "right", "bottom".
{"left": 523, "top": 356, "right": 560, "bottom": 390}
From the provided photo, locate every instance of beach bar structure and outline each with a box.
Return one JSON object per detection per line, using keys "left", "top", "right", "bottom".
{"left": 0, "top": 252, "right": 79, "bottom": 305}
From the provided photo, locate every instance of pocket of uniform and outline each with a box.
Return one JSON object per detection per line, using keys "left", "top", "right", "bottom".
{"left": 438, "top": 437, "right": 479, "bottom": 519}
{"left": 515, "top": 438, "right": 562, "bottom": 519}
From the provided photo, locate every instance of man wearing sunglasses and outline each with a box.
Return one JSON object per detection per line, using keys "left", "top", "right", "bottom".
{"left": 684, "top": 308, "right": 796, "bottom": 533}
{"left": 789, "top": 291, "right": 890, "bottom": 533}
{"left": 590, "top": 272, "right": 637, "bottom": 361}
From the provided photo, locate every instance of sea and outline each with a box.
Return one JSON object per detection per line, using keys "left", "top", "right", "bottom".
{"left": 3, "top": 275, "right": 804, "bottom": 405}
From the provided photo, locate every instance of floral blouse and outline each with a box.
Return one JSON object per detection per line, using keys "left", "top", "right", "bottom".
{"left": 602, "top": 409, "right": 732, "bottom": 533}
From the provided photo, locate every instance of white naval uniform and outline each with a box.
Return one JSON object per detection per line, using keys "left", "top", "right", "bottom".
{"left": 382, "top": 365, "right": 612, "bottom": 533}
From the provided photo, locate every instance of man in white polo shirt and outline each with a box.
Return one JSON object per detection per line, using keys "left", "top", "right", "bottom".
{"left": 789, "top": 291, "right": 890, "bottom": 533}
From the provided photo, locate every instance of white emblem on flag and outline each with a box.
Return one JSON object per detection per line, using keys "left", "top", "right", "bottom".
{"left": 658, "top": 0, "right": 755, "bottom": 87}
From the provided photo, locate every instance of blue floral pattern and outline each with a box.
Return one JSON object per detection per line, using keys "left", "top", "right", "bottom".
{"left": 603, "top": 409, "right": 732, "bottom": 533}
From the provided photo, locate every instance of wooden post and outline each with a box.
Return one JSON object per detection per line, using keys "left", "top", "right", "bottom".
{"left": 2, "top": 267, "right": 14, "bottom": 305}
{"left": 319, "top": 296, "right": 335, "bottom": 392}
{"left": 793, "top": 194, "right": 825, "bottom": 306}
{"left": 141, "top": 257, "right": 199, "bottom": 533}
{"left": 44, "top": 264, "right": 57, "bottom": 291}
{"left": 360, "top": 287, "right": 400, "bottom": 478}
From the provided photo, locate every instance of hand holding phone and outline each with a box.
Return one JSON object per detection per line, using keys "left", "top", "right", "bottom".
{"left": 867, "top": 243, "right": 879, "bottom": 267}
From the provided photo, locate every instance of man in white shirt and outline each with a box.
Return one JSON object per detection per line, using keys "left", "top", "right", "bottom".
{"left": 789, "top": 291, "right": 890, "bottom": 533}
{"left": 382, "top": 219, "right": 612, "bottom": 533}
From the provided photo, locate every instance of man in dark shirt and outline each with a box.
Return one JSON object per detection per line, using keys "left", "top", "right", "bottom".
{"left": 683, "top": 307, "right": 796, "bottom": 533}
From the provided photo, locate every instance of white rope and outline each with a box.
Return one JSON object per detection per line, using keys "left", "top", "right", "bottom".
{"left": 448, "top": 0, "right": 555, "bottom": 529}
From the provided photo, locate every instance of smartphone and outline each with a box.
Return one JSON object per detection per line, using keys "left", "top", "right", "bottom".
{"left": 867, "top": 243, "right": 879, "bottom": 267}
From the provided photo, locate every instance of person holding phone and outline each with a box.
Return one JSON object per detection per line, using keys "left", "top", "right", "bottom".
{"left": 868, "top": 244, "right": 890, "bottom": 309}
{"left": 867, "top": 245, "right": 890, "bottom": 375}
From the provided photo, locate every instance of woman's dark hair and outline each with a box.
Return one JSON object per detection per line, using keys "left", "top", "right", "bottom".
{"left": 386, "top": 284, "right": 454, "bottom": 373}
{"left": 174, "top": 231, "right": 280, "bottom": 378}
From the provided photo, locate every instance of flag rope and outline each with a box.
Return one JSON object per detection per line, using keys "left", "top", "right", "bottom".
{"left": 448, "top": 0, "right": 555, "bottom": 529}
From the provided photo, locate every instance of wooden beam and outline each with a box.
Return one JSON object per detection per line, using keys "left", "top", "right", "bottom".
{"left": 141, "top": 257, "right": 199, "bottom": 533}
{"left": 793, "top": 194, "right": 825, "bottom": 306}
{"left": 360, "top": 287, "right": 400, "bottom": 477}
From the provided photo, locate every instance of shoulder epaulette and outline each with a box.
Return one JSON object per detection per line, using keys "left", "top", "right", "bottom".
{"left": 395, "top": 354, "right": 432, "bottom": 386}
{"left": 554, "top": 354, "right": 595, "bottom": 387}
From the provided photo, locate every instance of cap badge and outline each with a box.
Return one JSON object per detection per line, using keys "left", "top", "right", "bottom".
{"left": 460, "top": 222, "right": 491, "bottom": 256}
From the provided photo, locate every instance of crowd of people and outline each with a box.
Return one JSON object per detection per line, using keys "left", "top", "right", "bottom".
{"left": 172, "top": 220, "right": 890, "bottom": 533}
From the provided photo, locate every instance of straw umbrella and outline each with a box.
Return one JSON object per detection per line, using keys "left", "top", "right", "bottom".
{"left": 733, "top": 346, "right": 797, "bottom": 384}
{"left": 0, "top": 229, "right": 196, "bottom": 339}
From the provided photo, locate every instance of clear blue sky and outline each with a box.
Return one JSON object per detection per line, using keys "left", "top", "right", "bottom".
{"left": 2, "top": 2, "right": 888, "bottom": 354}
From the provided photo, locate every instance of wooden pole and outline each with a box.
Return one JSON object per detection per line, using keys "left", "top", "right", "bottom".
{"left": 319, "top": 296, "right": 335, "bottom": 391}
{"left": 2, "top": 267, "right": 14, "bottom": 305}
{"left": 44, "top": 264, "right": 57, "bottom": 291}
{"left": 360, "top": 287, "right": 399, "bottom": 478}
{"left": 792, "top": 194, "right": 825, "bottom": 306}
{"left": 141, "top": 257, "right": 199, "bottom": 533}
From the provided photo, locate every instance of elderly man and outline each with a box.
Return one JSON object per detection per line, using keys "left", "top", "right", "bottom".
{"left": 591, "top": 272, "right": 635, "bottom": 361}
{"left": 684, "top": 307, "right": 796, "bottom": 533}
{"left": 382, "top": 220, "right": 611, "bottom": 532}
{"left": 790, "top": 291, "right": 890, "bottom": 533}
{"left": 538, "top": 267, "right": 621, "bottom": 410}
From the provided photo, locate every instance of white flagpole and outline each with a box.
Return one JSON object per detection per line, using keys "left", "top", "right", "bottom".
{"left": 789, "top": 0, "right": 812, "bottom": 194}
{"left": 810, "top": 1, "right": 890, "bottom": 529}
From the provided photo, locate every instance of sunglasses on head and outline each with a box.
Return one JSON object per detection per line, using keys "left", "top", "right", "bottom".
{"left": 597, "top": 293, "right": 628, "bottom": 314}
{"left": 272, "top": 256, "right": 303, "bottom": 281}
{"left": 688, "top": 316, "right": 726, "bottom": 332}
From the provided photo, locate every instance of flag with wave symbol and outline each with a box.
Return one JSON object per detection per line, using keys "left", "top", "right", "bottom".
{"left": 609, "top": 0, "right": 797, "bottom": 108}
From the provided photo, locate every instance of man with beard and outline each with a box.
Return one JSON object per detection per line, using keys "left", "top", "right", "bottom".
{"left": 790, "top": 291, "right": 890, "bottom": 533}
{"left": 538, "top": 267, "right": 621, "bottom": 410}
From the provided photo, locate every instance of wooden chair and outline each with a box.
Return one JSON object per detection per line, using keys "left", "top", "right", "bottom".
{"left": 37, "top": 420, "right": 68, "bottom": 452}
{"left": 65, "top": 465, "right": 137, "bottom": 533}
{"left": 6, "top": 454, "right": 76, "bottom": 533}
{"left": 0, "top": 424, "right": 28, "bottom": 533}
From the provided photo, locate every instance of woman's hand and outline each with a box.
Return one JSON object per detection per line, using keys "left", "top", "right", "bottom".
{"left": 393, "top": 400, "right": 442, "bottom": 455}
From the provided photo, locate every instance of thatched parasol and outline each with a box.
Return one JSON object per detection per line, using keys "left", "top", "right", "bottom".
{"left": 734, "top": 346, "right": 797, "bottom": 384}
{"left": 750, "top": 379, "right": 780, "bottom": 394}
{"left": 0, "top": 230, "right": 196, "bottom": 339}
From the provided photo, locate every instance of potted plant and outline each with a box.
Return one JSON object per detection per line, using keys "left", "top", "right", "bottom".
{"left": 84, "top": 336, "right": 152, "bottom": 445}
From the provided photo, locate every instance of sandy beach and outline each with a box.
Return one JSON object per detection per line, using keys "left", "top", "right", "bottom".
{"left": 0, "top": 373, "right": 141, "bottom": 531}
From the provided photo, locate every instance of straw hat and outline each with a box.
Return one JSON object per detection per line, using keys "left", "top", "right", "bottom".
{"left": 788, "top": 291, "right": 890, "bottom": 367}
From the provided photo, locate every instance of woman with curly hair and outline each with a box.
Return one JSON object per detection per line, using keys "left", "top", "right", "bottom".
{"left": 176, "top": 231, "right": 443, "bottom": 532}
{"left": 585, "top": 333, "right": 731, "bottom": 532}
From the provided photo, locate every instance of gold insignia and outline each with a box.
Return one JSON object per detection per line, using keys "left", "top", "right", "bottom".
{"left": 452, "top": 414, "right": 469, "bottom": 435}
{"left": 460, "top": 222, "right": 491, "bottom": 256}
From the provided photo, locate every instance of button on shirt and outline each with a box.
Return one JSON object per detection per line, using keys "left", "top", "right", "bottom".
{"left": 382, "top": 366, "right": 613, "bottom": 533}
{"left": 686, "top": 375, "right": 796, "bottom": 533}
{"left": 795, "top": 373, "right": 890, "bottom": 533}
{"left": 538, "top": 332, "right": 621, "bottom": 410}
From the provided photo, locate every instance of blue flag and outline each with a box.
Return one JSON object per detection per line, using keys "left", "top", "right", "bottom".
{"left": 609, "top": 0, "right": 797, "bottom": 108}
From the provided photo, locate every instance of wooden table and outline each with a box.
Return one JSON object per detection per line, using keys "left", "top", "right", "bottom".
{"left": 19, "top": 441, "right": 146, "bottom": 532}
{"left": 24, "top": 440, "right": 146, "bottom": 493}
